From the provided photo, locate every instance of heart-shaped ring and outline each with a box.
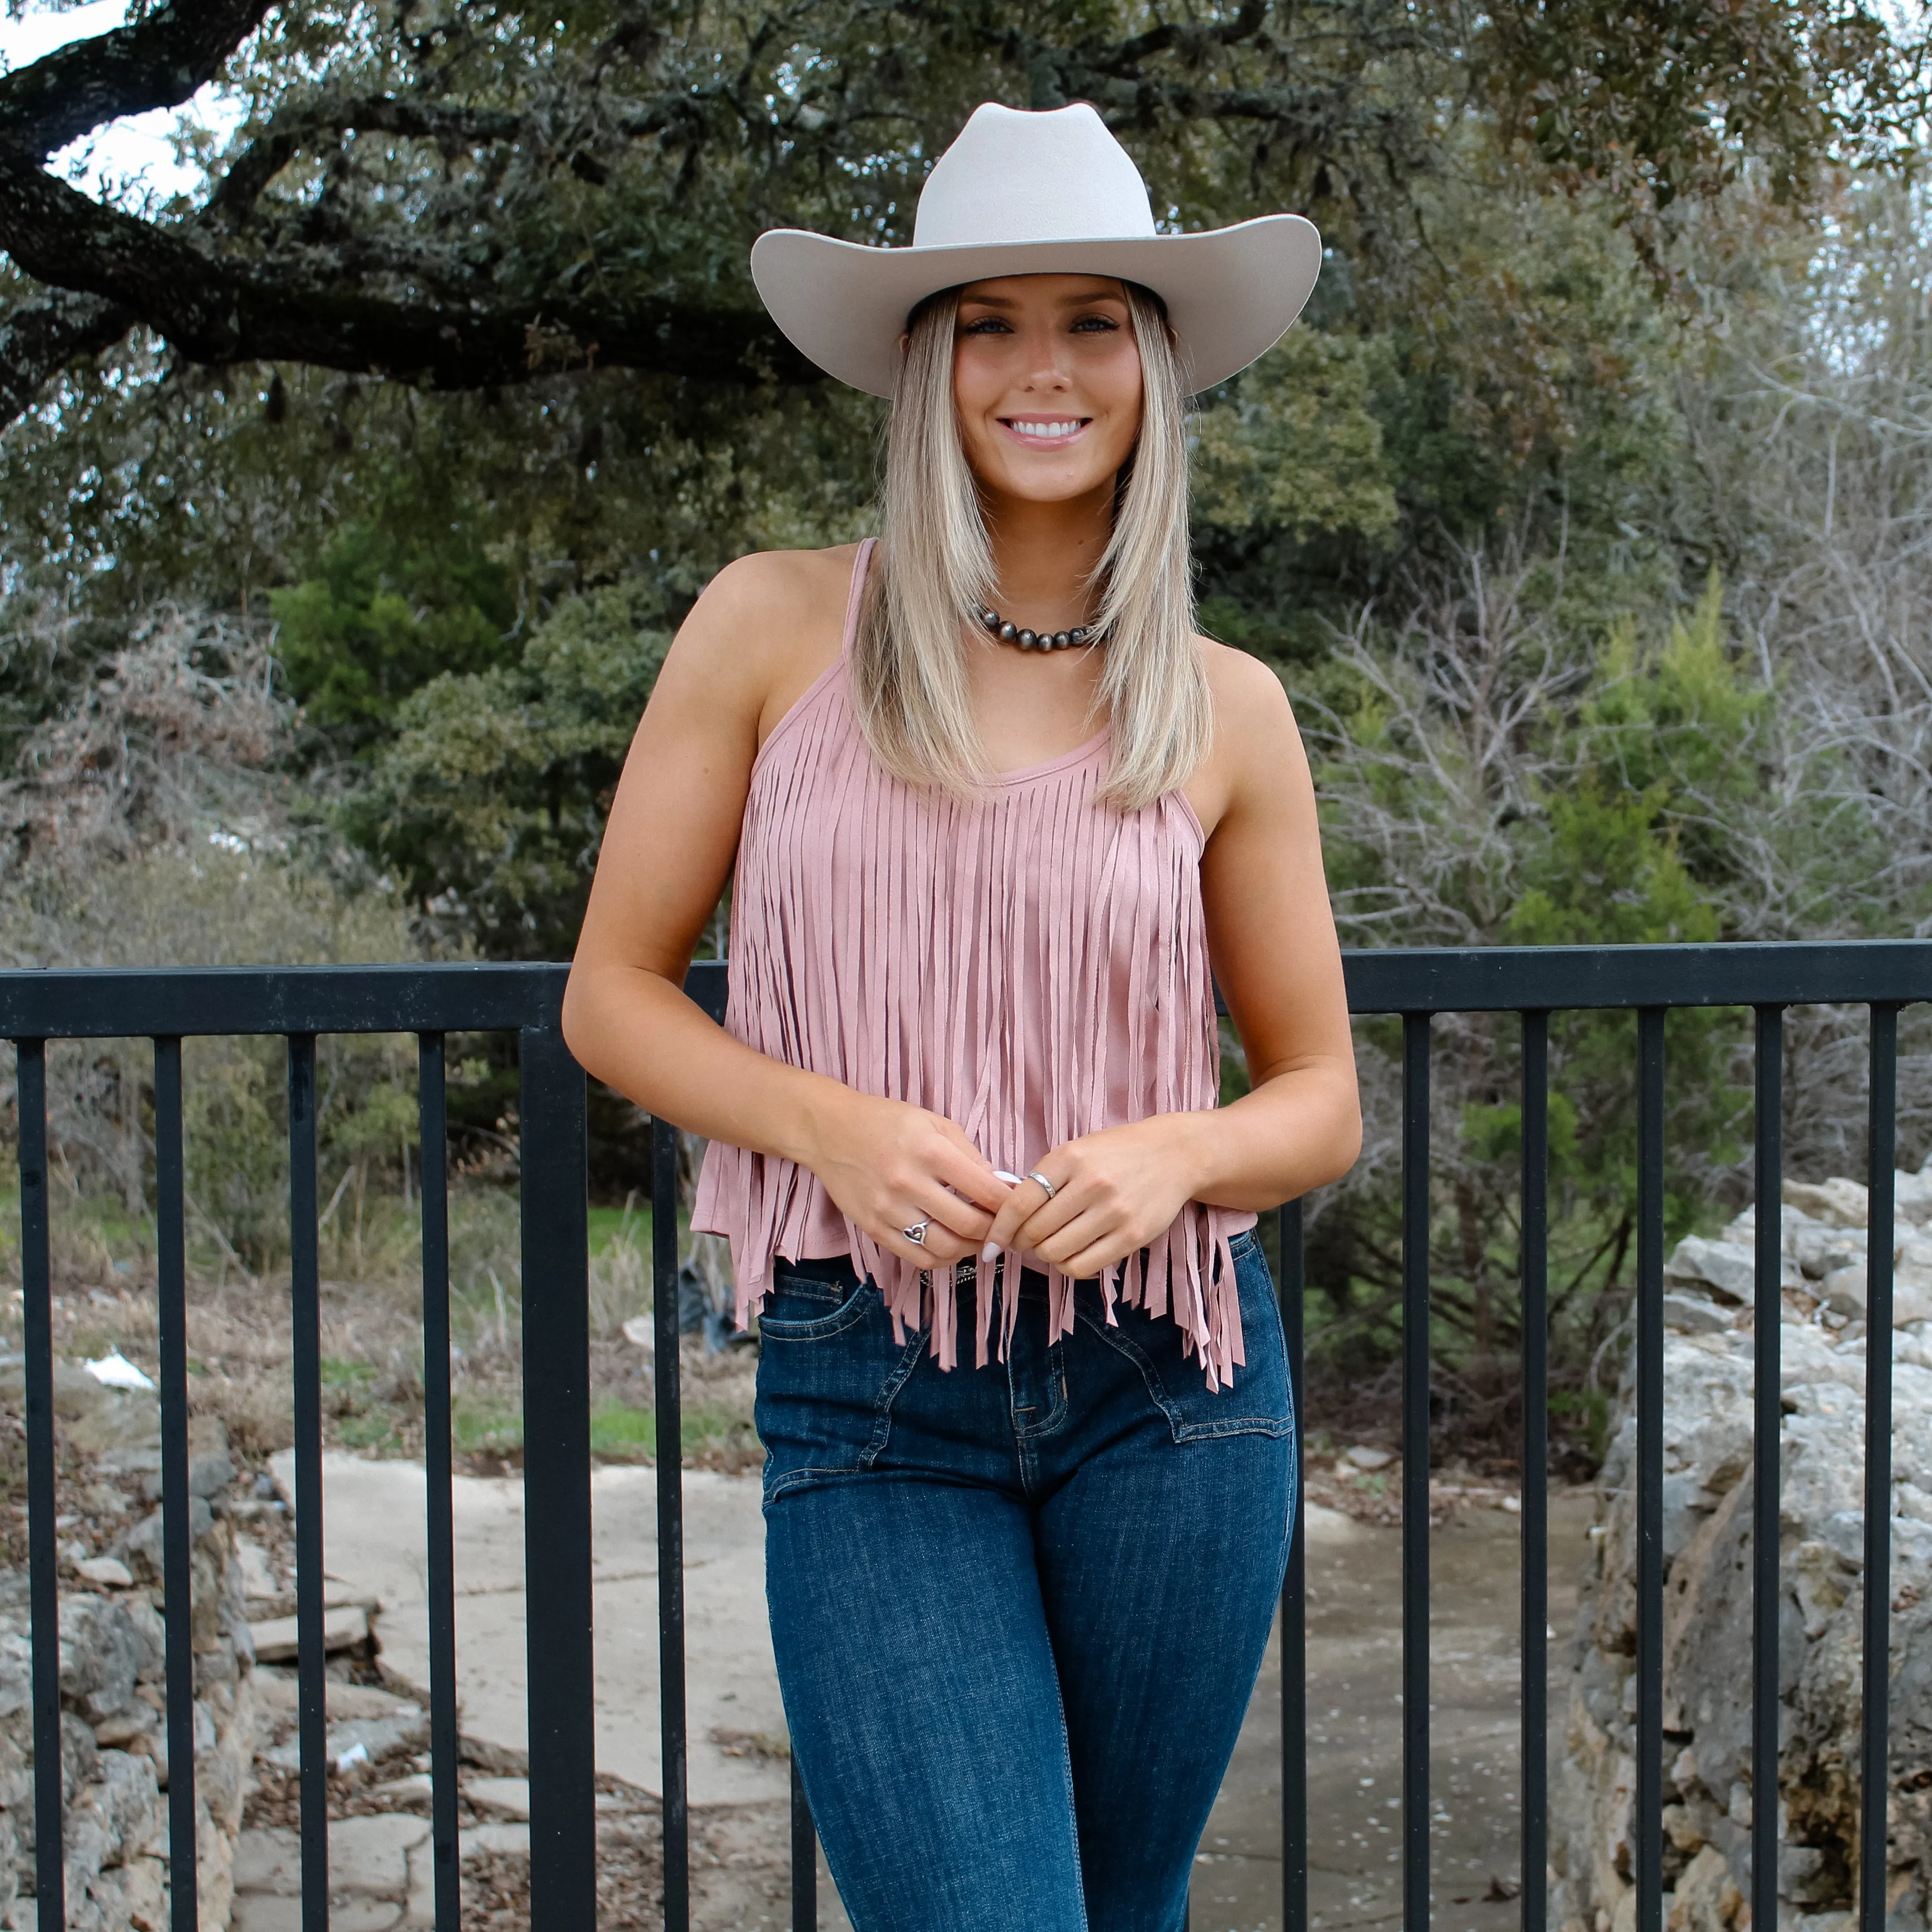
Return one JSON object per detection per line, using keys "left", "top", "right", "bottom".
{"left": 902, "top": 1220, "right": 930, "bottom": 1246}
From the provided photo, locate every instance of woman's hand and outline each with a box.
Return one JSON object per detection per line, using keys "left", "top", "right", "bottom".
{"left": 978, "top": 1115, "right": 1206, "bottom": 1280}
{"left": 804, "top": 1092, "right": 1014, "bottom": 1270}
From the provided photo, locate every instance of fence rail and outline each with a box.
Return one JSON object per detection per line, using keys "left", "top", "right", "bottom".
{"left": 8, "top": 937, "right": 1931, "bottom": 1932}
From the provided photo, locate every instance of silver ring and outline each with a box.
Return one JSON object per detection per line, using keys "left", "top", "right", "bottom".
{"left": 902, "top": 1220, "right": 930, "bottom": 1246}
{"left": 1026, "top": 1171, "right": 1057, "bottom": 1201}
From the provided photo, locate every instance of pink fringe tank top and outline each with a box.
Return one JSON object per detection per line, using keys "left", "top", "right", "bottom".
{"left": 692, "top": 540, "right": 1256, "bottom": 1390}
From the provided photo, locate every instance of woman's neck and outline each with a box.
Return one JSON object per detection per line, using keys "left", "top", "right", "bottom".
{"left": 982, "top": 480, "right": 1114, "bottom": 633}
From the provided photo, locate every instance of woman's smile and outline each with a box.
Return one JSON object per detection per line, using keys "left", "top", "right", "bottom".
{"left": 1000, "top": 415, "right": 1092, "bottom": 446}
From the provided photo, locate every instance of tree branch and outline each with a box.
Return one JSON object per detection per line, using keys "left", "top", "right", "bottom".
{"left": 0, "top": 289, "right": 134, "bottom": 424}
{"left": 0, "top": 151, "right": 818, "bottom": 424}
{"left": 0, "top": 0, "right": 274, "bottom": 163}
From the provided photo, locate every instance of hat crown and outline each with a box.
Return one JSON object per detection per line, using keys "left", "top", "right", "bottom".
{"left": 912, "top": 103, "right": 1158, "bottom": 251}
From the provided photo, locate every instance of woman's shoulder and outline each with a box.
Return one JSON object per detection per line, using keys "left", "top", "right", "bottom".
{"left": 1197, "top": 634, "right": 1295, "bottom": 735}
{"left": 670, "top": 543, "right": 868, "bottom": 749}
{"left": 1183, "top": 636, "right": 1301, "bottom": 836}
{"left": 694, "top": 542, "right": 867, "bottom": 634}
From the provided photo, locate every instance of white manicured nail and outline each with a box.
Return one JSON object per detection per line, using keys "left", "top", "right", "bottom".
{"left": 981, "top": 1240, "right": 999, "bottom": 1263}
{"left": 993, "top": 1171, "right": 1023, "bottom": 1187}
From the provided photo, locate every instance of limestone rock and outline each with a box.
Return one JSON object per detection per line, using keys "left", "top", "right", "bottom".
{"left": 1556, "top": 1170, "right": 1932, "bottom": 1932}
{"left": 4, "top": 1372, "right": 255, "bottom": 1932}
{"left": 59, "top": 1598, "right": 142, "bottom": 1723}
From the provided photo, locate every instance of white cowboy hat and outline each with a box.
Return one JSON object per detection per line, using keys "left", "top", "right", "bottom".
{"left": 751, "top": 101, "right": 1322, "bottom": 399}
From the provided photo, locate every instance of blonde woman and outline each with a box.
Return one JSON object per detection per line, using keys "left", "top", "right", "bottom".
{"left": 565, "top": 102, "right": 1360, "bottom": 1932}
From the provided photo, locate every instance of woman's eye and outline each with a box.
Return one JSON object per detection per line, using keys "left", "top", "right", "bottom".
{"left": 961, "top": 316, "right": 1012, "bottom": 335}
{"left": 1071, "top": 314, "right": 1121, "bottom": 333}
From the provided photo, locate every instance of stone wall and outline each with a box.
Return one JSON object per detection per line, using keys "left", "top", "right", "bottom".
{"left": 1553, "top": 1169, "right": 1932, "bottom": 1932}
{"left": 0, "top": 1364, "right": 257, "bottom": 1932}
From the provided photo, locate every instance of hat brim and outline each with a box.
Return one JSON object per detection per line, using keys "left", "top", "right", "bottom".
{"left": 750, "top": 215, "right": 1322, "bottom": 399}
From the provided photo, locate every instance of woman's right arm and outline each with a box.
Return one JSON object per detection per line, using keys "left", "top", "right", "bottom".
{"left": 561, "top": 550, "right": 1006, "bottom": 1268}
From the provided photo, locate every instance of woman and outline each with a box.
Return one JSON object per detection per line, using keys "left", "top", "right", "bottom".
{"left": 564, "top": 101, "right": 1361, "bottom": 1932}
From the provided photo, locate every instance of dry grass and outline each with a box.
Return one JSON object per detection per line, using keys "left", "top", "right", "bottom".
{"left": 3, "top": 1179, "right": 760, "bottom": 1478}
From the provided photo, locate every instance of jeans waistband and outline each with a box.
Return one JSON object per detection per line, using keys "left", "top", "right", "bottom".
{"left": 775, "top": 1252, "right": 1063, "bottom": 1302}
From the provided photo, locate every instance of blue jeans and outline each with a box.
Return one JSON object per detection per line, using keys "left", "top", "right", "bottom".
{"left": 757, "top": 1228, "right": 1296, "bottom": 1932}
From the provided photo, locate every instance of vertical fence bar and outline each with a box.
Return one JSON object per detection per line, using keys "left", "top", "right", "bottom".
{"left": 1752, "top": 1008, "right": 1784, "bottom": 1932}
{"left": 418, "top": 1034, "right": 462, "bottom": 1932}
{"left": 154, "top": 1038, "right": 200, "bottom": 1932}
{"left": 1635, "top": 1010, "right": 1666, "bottom": 1932}
{"left": 1520, "top": 1014, "right": 1550, "bottom": 1932}
{"left": 16, "top": 1040, "right": 65, "bottom": 1932}
{"left": 520, "top": 1024, "right": 596, "bottom": 1932}
{"left": 1281, "top": 1196, "right": 1309, "bottom": 1932}
{"left": 287, "top": 1034, "right": 328, "bottom": 1932}
{"left": 652, "top": 1114, "right": 690, "bottom": 1932}
{"left": 1860, "top": 1006, "right": 1897, "bottom": 1932}
{"left": 790, "top": 1756, "right": 817, "bottom": 1932}
{"left": 1402, "top": 1013, "right": 1432, "bottom": 1932}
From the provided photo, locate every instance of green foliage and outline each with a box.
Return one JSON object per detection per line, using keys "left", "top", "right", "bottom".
{"left": 1510, "top": 580, "right": 1753, "bottom": 948}
{"left": 271, "top": 505, "right": 518, "bottom": 743}
{"left": 1193, "top": 329, "right": 1402, "bottom": 660}
{"left": 348, "top": 576, "right": 674, "bottom": 956}
{"left": 1306, "top": 571, "right": 1774, "bottom": 1437}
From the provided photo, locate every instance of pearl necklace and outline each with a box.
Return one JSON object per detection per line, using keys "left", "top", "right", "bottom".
{"left": 973, "top": 604, "right": 1094, "bottom": 652}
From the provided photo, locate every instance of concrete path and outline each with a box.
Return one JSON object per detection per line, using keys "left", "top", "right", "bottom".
{"left": 270, "top": 1452, "right": 788, "bottom": 1807}
{"left": 282, "top": 1451, "right": 1593, "bottom": 1931}
{"left": 1192, "top": 1493, "right": 1597, "bottom": 1932}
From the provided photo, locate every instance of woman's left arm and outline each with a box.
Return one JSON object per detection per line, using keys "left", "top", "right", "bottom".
{"left": 981, "top": 648, "right": 1361, "bottom": 1278}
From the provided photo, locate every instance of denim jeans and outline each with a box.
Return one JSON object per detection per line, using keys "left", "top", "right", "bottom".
{"left": 756, "top": 1228, "right": 1296, "bottom": 1932}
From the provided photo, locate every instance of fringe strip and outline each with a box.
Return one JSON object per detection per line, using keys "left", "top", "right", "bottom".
{"left": 691, "top": 540, "right": 1250, "bottom": 1391}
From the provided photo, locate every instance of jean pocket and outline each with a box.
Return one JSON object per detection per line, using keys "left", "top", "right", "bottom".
{"left": 757, "top": 1274, "right": 876, "bottom": 1341}
{"left": 754, "top": 1277, "right": 927, "bottom": 1502}
{"left": 1089, "top": 1233, "right": 1295, "bottom": 1444}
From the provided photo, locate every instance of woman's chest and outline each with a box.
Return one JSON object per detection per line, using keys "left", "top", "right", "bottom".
{"left": 741, "top": 745, "right": 1205, "bottom": 956}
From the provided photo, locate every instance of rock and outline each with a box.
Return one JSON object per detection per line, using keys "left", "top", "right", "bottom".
{"left": 233, "top": 1827, "right": 300, "bottom": 1898}
{"left": 122, "top": 1600, "right": 164, "bottom": 1683}
{"left": 458, "top": 1822, "right": 529, "bottom": 1858}
{"left": 1821, "top": 1265, "right": 1868, "bottom": 1319}
{"left": 1784, "top": 1179, "right": 1872, "bottom": 1228}
{"left": 244, "top": 1606, "right": 367, "bottom": 1664}
{"left": 59, "top": 1598, "right": 141, "bottom": 1722}
{"left": 1663, "top": 1292, "right": 1737, "bottom": 1335}
{"left": 1343, "top": 1445, "right": 1393, "bottom": 1470}
{"left": 328, "top": 1813, "right": 429, "bottom": 1896}
{"left": 259, "top": 1709, "right": 427, "bottom": 1775}
{"left": 1666, "top": 1845, "right": 1745, "bottom": 1932}
{"left": 65, "top": 1393, "right": 162, "bottom": 1460}
{"left": 0, "top": 1631, "right": 33, "bottom": 1721}
{"left": 465, "top": 1775, "right": 531, "bottom": 1818}
{"left": 1898, "top": 1168, "right": 1932, "bottom": 1224}
{"left": 118, "top": 1500, "right": 214, "bottom": 1585}
{"left": 0, "top": 1729, "right": 30, "bottom": 1814}
{"left": 1664, "top": 1237, "right": 1761, "bottom": 1304}
{"left": 1790, "top": 1222, "right": 1866, "bottom": 1282}
{"left": 233, "top": 1541, "right": 276, "bottom": 1602}
{"left": 1, "top": 1370, "right": 255, "bottom": 1932}
{"left": 1557, "top": 1169, "right": 1932, "bottom": 1932}
{"left": 1819, "top": 1263, "right": 1932, "bottom": 1326}
{"left": 188, "top": 1451, "right": 235, "bottom": 1502}
{"left": 249, "top": 1674, "right": 412, "bottom": 1721}
{"left": 231, "top": 1897, "right": 301, "bottom": 1932}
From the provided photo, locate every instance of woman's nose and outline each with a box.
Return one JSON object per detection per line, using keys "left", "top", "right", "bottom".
{"left": 1021, "top": 340, "right": 1072, "bottom": 388}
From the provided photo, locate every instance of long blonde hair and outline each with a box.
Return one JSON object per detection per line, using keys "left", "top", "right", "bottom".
{"left": 850, "top": 281, "right": 1210, "bottom": 812}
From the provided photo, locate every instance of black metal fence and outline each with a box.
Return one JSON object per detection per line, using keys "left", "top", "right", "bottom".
{"left": 6, "top": 939, "right": 1928, "bottom": 1932}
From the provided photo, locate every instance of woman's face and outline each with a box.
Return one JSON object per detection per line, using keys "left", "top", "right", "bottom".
{"left": 950, "top": 274, "right": 1144, "bottom": 507}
